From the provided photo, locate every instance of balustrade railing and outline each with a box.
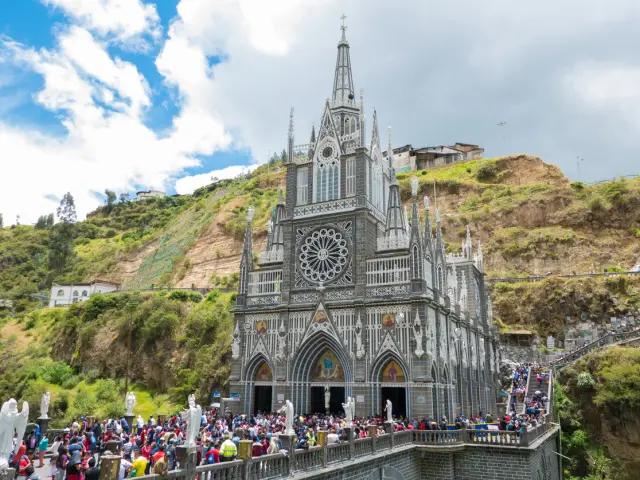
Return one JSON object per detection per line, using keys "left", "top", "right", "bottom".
{"left": 91, "top": 420, "right": 558, "bottom": 480}
{"left": 326, "top": 442, "right": 350, "bottom": 464}
{"left": 294, "top": 446, "right": 322, "bottom": 471}
{"left": 551, "top": 327, "right": 640, "bottom": 368}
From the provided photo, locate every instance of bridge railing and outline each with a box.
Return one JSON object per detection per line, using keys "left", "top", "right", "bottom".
{"left": 551, "top": 327, "right": 640, "bottom": 369}
{"left": 96, "top": 420, "right": 557, "bottom": 480}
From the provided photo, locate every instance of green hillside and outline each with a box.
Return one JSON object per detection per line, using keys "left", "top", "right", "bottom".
{"left": 0, "top": 154, "right": 639, "bottom": 435}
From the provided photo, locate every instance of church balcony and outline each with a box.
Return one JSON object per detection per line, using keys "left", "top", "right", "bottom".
{"left": 376, "top": 234, "right": 410, "bottom": 251}
{"left": 293, "top": 197, "right": 357, "bottom": 219}
{"left": 366, "top": 256, "right": 410, "bottom": 286}
{"left": 247, "top": 270, "right": 282, "bottom": 305}
{"left": 258, "top": 247, "right": 284, "bottom": 265}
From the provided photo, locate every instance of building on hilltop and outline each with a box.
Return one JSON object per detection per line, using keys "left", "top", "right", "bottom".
{"left": 229, "top": 23, "right": 499, "bottom": 419}
{"left": 49, "top": 280, "right": 120, "bottom": 307}
{"left": 136, "top": 190, "right": 166, "bottom": 201}
{"left": 384, "top": 143, "right": 485, "bottom": 173}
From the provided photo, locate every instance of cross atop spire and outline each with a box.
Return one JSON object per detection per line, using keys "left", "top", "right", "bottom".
{"left": 332, "top": 16, "right": 355, "bottom": 106}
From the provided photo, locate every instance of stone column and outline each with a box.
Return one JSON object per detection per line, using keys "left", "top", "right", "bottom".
{"left": 367, "top": 425, "right": 378, "bottom": 454}
{"left": 175, "top": 446, "right": 197, "bottom": 477}
{"left": 124, "top": 415, "right": 134, "bottom": 434}
{"left": 98, "top": 455, "right": 121, "bottom": 480}
{"left": 317, "top": 430, "right": 328, "bottom": 468}
{"left": 343, "top": 427, "right": 354, "bottom": 459}
{"left": 103, "top": 440, "right": 120, "bottom": 455}
{"left": 384, "top": 422, "right": 395, "bottom": 448}
{"left": 278, "top": 434, "right": 296, "bottom": 474}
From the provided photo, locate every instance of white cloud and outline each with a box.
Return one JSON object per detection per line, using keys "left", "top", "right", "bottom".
{"left": 175, "top": 164, "right": 258, "bottom": 194}
{"left": 564, "top": 62, "right": 640, "bottom": 107}
{"left": 43, "top": 0, "right": 161, "bottom": 48}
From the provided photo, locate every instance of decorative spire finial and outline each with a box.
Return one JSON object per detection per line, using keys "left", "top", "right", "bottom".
{"left": 410, "top": 176, "right": 419, "bottom": 198}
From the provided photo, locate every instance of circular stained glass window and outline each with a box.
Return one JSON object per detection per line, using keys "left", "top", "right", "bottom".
{"left": 299, "top": 227, "right": 349, "bottom": 284}
{"left": 322, "top": 146, "right": 334, "bottom": 158}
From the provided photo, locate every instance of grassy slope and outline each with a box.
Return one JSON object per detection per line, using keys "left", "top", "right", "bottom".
{"left": 0, "top": 154, "right": 639, "bottom": 427}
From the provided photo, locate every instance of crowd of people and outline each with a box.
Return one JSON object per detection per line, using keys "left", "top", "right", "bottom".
{"left": 7, "top": 365, "right": 551, "bottom": 479}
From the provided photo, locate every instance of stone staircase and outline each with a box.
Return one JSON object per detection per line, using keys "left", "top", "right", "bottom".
{"left": 551, "top": 327, "right": 640, "bottom": 370}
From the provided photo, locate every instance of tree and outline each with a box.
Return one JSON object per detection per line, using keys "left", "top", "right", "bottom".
{"left": 56, "top": 192, "right": 77, "bottom": 224}
{"left": 49, "top": 193, "right": 77, "bottom": 275}
{"left": 35, "top": 213, "right": 55, "bottom": 229}
{"left": 105, "top": 190, "right": 117, "bottom": 213}
{"left": 119, "top": 193, "right": 129, "bottom": 204}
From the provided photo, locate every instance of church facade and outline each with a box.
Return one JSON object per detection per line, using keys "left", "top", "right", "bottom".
{"left": 229, "top": 25, "right": 500, "bottom": 420}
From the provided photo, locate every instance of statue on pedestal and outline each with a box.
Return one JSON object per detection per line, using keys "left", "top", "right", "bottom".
{"left": 342, "top": 396, "right": 355, "bottom": 425}
{"left": 125, "top": 392, "right": 136, "bottom": 416}
{"left": 182, "top": 394, "right": 202, "bottom": 448}
{"left": 384, "top": 399, "right": 393, "bottom": 423}
{"left": 355, "top": 314, "right": 365, "bottom": 359}
{"left": 0, "top": 399, "right": 29, "bottom": 470}
{"left": 277, "top": 400, "right": 295, "bottom": 436}
{"left": 40, "top": 392, "right": 50, "bottom": 419}
{"left": 324, "top": 387, "right": 331, "bottom": 413}
{"left": 413, "top": 312, "right": 424, "bottom": 358}
{"left": 231, "top": 322, "right": 240, "bottom": 360}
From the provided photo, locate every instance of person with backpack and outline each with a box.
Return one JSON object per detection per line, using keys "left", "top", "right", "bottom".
{"left": 204, "top": 442, "right": 219, "bottom": 464}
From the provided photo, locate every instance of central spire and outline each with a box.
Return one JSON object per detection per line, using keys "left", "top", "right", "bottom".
{"left": 332, "top": 16, "right": 355, "bottom": 107}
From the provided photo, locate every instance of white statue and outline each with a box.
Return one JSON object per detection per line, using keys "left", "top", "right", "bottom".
{"left": 354, "top": 314, "right": 365, "bottom": 359}
{"left": 40, "top": 392, "right": 50, "bottom": 419}
{"left": 384, "top": 399, "right": 393, "bottom": 423}
{"left": 342, "top": 396, "right": 355, "bottom": 425}
{"left": 277, "top": 400, "right": 295, "bottom": 436}
{"left": 231, "top": 321, "right": 241, "bottom": 360}
{"left": 125, "top": 392, "right": 136, "bottom": 416}
{"left": 324, "top": 387, "right": 331, "bottom": 413}
{"left": 413, "top": 312, "right": 424, "bottom": 358}
{"left": 0, "top": 399, "right": 29, "bottom": 470}
{"left": 182, "top": 394, "right": 202, "bottom": 448}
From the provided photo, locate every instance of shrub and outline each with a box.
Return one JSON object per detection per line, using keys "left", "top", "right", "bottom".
{"left": 476, "top": 163, "right": 499, "bottom": 182}
{"left": 41, "top": 361, "right": 74, "bottom": 386}
{"left": 168, "top": 290, "right": 203, "bottom": 303}
{"left": 576, "top": 371, "right": 595, "bottom": 390}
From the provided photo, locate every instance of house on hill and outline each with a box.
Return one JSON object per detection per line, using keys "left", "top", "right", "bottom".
{"left": 49, "top": 280, "right": 120, "bottom": 307}
{"left": 384, "top": 143, "right": 484, "bottom": 172}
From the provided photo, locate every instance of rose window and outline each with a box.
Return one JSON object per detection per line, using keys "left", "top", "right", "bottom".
{"left": 299, "top": 228, "right": 349, "bottom": 283}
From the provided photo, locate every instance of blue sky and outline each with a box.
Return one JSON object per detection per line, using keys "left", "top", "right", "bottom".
{"left": 1, "top": 0, "right": 640, "bottom": 224}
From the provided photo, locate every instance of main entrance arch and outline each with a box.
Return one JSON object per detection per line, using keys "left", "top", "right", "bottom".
{"left": 245, "top": 355, "right": 274, "bottom": 414}
{"left": 291, "top": 332, "right": 352, "bottom": 414}
{"left": 371, "top": 353, "right": 409, "bottom": 418}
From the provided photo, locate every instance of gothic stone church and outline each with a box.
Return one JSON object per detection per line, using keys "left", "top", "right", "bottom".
{"left": 229, "top": 25, "right": 499, "bottom": 420}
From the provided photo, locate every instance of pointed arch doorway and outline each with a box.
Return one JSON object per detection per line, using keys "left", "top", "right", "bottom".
{"left": 250, "top": 359, "right": 273, "bottom": 414}
{"left": 373, "top": 356, "right": 408, "bottom": 418}
{"left": 291, "top": 331, "right": 352, "bottom": 415}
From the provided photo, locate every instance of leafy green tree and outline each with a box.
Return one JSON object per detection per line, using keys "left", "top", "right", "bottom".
{"left": 119, "top": 193, "right": 129, "bottom": 204}
{"left": 49, "top": 193, "right": 77, "bottom": 275}
{"left": 105, "top": 189, "right": 117, "bottom": 213}
{"left": 56, "top": 192, "right": 77, "bottom": 224}
{"left": 35, "top": 213, "right": 54, "bottom": 229}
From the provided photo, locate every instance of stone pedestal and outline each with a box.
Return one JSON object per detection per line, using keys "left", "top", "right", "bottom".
{"left": 278, "top": 434, "right": 296, "bottom": 474}
{"left": 238, "top": 440, "right": 253, "bottom": 460}
{"left": 103, "top": 440, "right": 120, "bottom": 455}
{"left": 124, "top": 415, "right": 134, "bottom": 433}
{"left": 98, "top": 455, "right": 121, "bottom": 480}
{"left": 384, "top": 422, "right": 394, "bottom": 434}
{"left": 37, "top": 417, "right": 49, "bottom": 435}
{"left": 175, "top": 446, "right": 197, "bottom": 471}
{"left": 343, "top": 427, "right": 354, "bottom": 459}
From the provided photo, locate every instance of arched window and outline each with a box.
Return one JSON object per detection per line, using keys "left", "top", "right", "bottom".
{"left": 82, "top": 290, "right": 88, "bottom": 297}
{"left": 314, "top": 141, "right": 340, "bottom": 202}
{"left": 437, "top": 266, "right": 444, "bottom": 292}
{"left": 72, "top": 290, "right": 78, "bottom": 297}
{"left": 57, "top": 289, "right": 64, "bottom": 297}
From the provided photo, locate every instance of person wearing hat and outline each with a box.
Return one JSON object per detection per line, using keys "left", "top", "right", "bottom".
{"left": 220, "top": 434, "right": 237, "bottom": 462}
